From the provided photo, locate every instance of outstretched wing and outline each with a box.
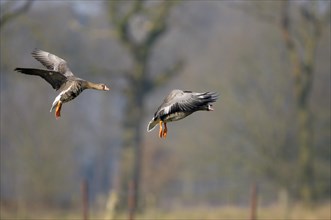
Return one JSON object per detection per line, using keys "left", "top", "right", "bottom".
{"left": 15, "top": 68, "right": 67, "bottom": 90}
{"left": 156, "top": 90, "right": 218, "bottom": 116}
{"left": 172, "top": 91, "right": 218, "bottom": 112}
{"left": 31, "top": 49, "right": 74, "bottom": 77}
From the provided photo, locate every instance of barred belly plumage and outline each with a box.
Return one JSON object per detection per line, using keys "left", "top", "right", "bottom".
{"left": 58, "top": 81, "right": 84, "bottom": 103}
{"left": 61, "top": 87, "right": 83, "bottom": 102}
{"left": 162, "top": 111, "right": 192, "bottom": 122}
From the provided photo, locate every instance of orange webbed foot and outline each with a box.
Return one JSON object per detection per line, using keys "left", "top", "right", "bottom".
{"left": 159, "top": 121, "right": 163, "bottom": 138}
{"left": 162, "top": 123, "right": 168, "bottom": 139}
{"left": 55, "top": 101, "right": 62, "bottom": 119}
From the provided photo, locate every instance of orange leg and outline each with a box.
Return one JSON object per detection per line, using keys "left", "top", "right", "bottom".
{"left": 55, "top": 101, "right": 62, "bottom": 119}
{"left": 159, "top": 121, "right": 163, "bottom": 138}
{"left": 163, "top": 123, "right": 168, "bottom": 138}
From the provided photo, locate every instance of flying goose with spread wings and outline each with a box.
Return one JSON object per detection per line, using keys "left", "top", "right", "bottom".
{"left": 15, "top": 49, "right": 110, "bottom": 119}
{"left": 147, "top": 89, "right": 219, "bottom": 138}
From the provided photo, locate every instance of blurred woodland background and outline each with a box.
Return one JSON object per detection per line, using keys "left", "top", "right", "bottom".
{"left": 0, "top": 1, "right": 330, "bottom": 219}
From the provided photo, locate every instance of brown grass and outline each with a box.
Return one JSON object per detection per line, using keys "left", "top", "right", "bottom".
{"left": 136, "top": 203, "right": 331, "bottom": 220}
{"left": 1, "top": 202, "right": 330, "bottom": 220}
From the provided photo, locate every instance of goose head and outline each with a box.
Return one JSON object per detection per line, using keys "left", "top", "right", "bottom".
{"left": 87, "top": 82, "right": 110, "bottom": 91}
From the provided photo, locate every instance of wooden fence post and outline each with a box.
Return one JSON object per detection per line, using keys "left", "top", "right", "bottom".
{"left": 82, "top": 179, "right": 89, "bottom": 220}
{"left": 250, "top": 183, "right": 258, "bottom": 220}
{"left": 128, "top": 180, "right": 135, "bottom": 220}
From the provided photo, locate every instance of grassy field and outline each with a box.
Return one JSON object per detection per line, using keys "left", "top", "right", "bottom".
{"left": 136, "top": 203, "right": 330, "bottom": 220}
{"left": 1, "top": 202, "right": 330, "bottom": 220}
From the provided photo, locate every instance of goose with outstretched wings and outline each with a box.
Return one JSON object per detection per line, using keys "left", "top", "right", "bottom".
{"left": 15, "top": 49, "right": 110, "bottom": 119}
{"left": 147, "top": 89, "right": 219, "bottom": 138}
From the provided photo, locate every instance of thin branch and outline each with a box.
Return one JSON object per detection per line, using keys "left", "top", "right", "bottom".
{"left": 0, "top": 0, "right": 34, "bottom": 30}
{"left": 228, "top": 2, "right": 279, "bottom": 25}
{"left": 280, "top": 0, "right": 295, "bottom": 51}
{"left": 147, "top": 59, "right": 184, "bottom": 92}
{"left": 143, "top": 1, "right": 177, "bottom": 48}
{"left": 108, "top": 1, "right": 143, "bottom": 51}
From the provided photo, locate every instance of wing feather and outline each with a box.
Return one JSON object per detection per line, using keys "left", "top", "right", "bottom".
{"left": 31, "top": 49, "right": 74, "bottom": 77}
{"left": 171, "top": 91, "right": 218, "bottom": 112}
{"left": 154, "top": 90, "right": 218, "bottom": 118}
{"left": 15, "top": 68, "right": 67, "bottom": 90}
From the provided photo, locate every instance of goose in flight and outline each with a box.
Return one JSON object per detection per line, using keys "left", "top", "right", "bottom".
{"left": 147, "top": 89, "right": 218, "bottom": 138}
{"left": 15, "top": 49, "right": 110, "bottom": 119}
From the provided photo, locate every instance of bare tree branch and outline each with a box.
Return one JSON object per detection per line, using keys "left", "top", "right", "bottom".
{"left": 151, "top": 59, "right": 184, "bottom": 89}
{"left": 108, "top": 1, "right": 143, "bottom": 52}
{"left": 0, "top": 0, "right": 34, "bottom": 30}
{"left": 228, "top": 2, "right": 279, "bottom": 25}
{"left": 143, "top": 1, "right": 177, "bottom": 48}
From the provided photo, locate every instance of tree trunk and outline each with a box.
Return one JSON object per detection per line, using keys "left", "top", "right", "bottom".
{"left": 280, "top": 0, "right": 316, "bottom": 203}
{"left": 107, "top": 1, "right": 181, "bottom": 215}
{"left": 124, "top": 56, "right": 147, "bottom": 218}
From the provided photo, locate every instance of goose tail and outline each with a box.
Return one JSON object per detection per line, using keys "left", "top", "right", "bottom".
{"left": 50, "top": 96, "right": 61, "bottom": 112}
{"left": 147, "top": 117, "right": 159, "bottom": 132}
{"left": 198, "top": 92, "right": 219, "bottom": 103}
{"left": 50, "top": 102, "right": 57, "bottom": 112}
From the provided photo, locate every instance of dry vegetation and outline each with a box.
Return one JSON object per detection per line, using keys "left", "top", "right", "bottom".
{"left": 1, "top": 202, "right": 330, "bottom": 220}
{"left": 139, "top": 203, "right": 331, "bottom": 220}
{"left": 1, "top": 1, "right": 330, "bottom": 218}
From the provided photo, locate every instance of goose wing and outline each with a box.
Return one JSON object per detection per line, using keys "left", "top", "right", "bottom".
{"left": 15, "top": 68, "right": 67, "bottom": 90}
{"left": 31, "top": 49, "right": 74, "bottom": 77}
{"left": 156, "top": 90, "right": 218, "bottom": 116}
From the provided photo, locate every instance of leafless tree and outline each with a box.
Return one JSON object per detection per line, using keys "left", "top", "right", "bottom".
{"left": 107, "top": 1, "right": 183, "bottom": 217}
{"left": 236, "top": 0, "right": 330, "bottom": 203}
